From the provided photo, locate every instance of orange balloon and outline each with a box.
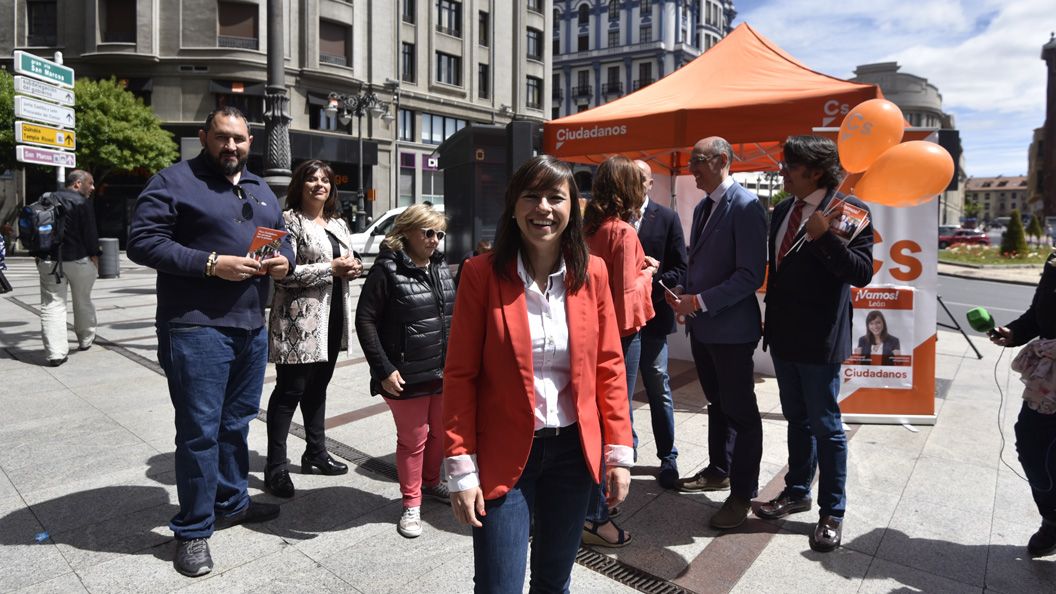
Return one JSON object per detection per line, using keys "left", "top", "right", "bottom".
{"left": 852, "top": 141, "right": 954, "bottom": 207}
{"left": 837, "top": 99, "right": 905, "bottom": 173}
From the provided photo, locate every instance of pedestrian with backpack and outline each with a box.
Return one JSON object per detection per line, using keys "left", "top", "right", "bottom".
{"left": 22, "top": 170, "right": 100, "bottom": 366}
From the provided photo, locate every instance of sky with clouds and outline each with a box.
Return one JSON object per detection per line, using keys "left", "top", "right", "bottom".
{"left": 732, "top": 0, "right": 1052, "bottom": 177}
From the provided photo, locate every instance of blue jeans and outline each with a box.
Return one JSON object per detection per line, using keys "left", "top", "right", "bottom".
{"left": 157, "top": 322, "right": 268, "bottom": 540}
{"left": 638, "top": 334, "right": 678, "bottom": 467}
{"left": 472, "top": 427, "right": 593, "bottom": 593}
{"left": 771, "top": 355, "right": 847, "bottom": 518}
{"left": 1015, "top": 403, "right": 1056, "bottom": 522}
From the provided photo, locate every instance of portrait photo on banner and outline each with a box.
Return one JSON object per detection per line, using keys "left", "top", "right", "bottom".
{"left": 842, "top": 286, "right": 916, "bottom": 391}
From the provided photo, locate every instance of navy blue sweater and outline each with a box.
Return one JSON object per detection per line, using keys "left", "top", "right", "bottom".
{"left": 128, "top": 153, "right": 294, "bottom": 330}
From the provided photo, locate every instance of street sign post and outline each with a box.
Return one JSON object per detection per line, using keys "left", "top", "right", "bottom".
{"left": 13, "top": 76, "right": 75, "bottom": 106}
{"left": 15, "top": 121, "right": 77, "bottom": 150}
{"left": 14, "top": 96, "right": 76, "bottom": 129}
{"left": 14, "top": 50, "right": 74, "bottom": 88}
{"left": 16, "top": 146, "right": 77, "bottom": 168}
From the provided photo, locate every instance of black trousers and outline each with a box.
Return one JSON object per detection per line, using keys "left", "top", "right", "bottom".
{"left": 266, "top": 318, "right": 342, "bottom": 472}
{"left": 690, "top": 339, "right": 763, "bottom": 500}
{"left": 1015, "top": 403, "right": 1056, "bottom": 522}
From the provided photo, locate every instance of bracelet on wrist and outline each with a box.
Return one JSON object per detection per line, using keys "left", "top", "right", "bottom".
{"left": 205, "top": 252, "right": 218, "bottom": 277}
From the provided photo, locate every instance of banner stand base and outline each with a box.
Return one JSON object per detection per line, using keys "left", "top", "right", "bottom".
{"left": 843, "top": 414, "right": 937, "bottom": 426}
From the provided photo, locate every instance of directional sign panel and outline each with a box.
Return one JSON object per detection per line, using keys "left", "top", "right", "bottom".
{"left": 15, "top": 96, "right": 76, "bottom": 128}
{"left": 16, "top": 146, "right": 77, "bottom": 168}
{"left": 16, "top": 121, "right": 77, "bottom": 150}
{"left": 14, "top": 76, "right": 75, "bottom": 106}
{"left": 14, "top": 50, "right": 74, "bottom": 88}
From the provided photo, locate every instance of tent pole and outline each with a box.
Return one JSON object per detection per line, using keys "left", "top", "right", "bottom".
{"left": 670, "top": 152, "right": 679, "bottom": 211}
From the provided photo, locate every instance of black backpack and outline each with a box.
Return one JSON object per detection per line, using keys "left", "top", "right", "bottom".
{"left": 18, "top": 192, "right": 67, "bottom": 280}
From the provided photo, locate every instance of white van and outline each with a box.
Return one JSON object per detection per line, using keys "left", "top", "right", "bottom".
{"left": 349, "top": 204, "right": 445, "bottom": 256}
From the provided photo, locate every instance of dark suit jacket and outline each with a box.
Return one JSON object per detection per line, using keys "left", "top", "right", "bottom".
{"left": 637, "top": 200, "right": 687, "bottom": 337}
{"left": 856, "top": 334, "right": 901, "bottom": 365}
{"left": 683, "top": 180, "right": 768, "bottom": 344}
{"left": 764, "top": 189, "right": 875, "bottom": 364}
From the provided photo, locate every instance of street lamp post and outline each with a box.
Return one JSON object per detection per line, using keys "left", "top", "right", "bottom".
{"left": 326, "top": 90, "right": 393, "bottom": 232}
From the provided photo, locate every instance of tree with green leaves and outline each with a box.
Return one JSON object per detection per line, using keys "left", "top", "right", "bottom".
{"left": 1000, "top": 209, "right": 1029, "bottom": 257}
{"left": 963, "top": 199, "right": 980, "bottom": 220}
{"left": 0, "top": 70, "right": 15, "bottom": 173}
{"left": 74, "top": 77, "right": 178, "bottom": 183}
{"left": 1027, "top": 214, "right": 1045, "bottom": 245}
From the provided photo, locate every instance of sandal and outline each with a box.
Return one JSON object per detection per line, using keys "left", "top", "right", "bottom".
{"left": 582, "top": 520, "right": 633, "bottom": 548}
{"left": 608, "top": 506, "right": 621, "bottom": 518}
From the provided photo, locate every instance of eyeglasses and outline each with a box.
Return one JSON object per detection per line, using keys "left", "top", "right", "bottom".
{"left": 233, "top": 185, "right": 264, "bottom": 223}
{"left": 689, "top": 154, "right": 721, "bottom": 165}
{"left": 421, "top": 228, "right": 446, "bottom": 241}
{"left": 778, "top": 161, "right": 802, "bottom": 173}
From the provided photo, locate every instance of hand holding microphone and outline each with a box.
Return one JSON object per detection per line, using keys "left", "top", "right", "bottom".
{"left": 966, "top": 306, "right": 1013, "bottom": 346}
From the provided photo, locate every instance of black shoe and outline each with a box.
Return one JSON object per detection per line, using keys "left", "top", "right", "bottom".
{"left": 264, "top": 468, "right": 295, "bottom": 499}
{"left": 301, "top": 452, "right": 348, "bottom": 476}
{"left": 756, "top": 492, "right": 813, "bottom": 520}
{"left": 47, "top": 356, "right": 68, "bottom": 367}
{"left": 174, "top": 538, "right": 212, "bottom": 577}
{"left": 215, "top": 501, "right": 280, "bottom": 530}
{"left": 678, "top": 466, "right": 730, "bottom": 492}
{"left": 658, "top": 463, "right": 680, "bottom": 490}
{"left": 809, "top": 515, "right": 843, "bottom": 552}
{"left": 1028, "top": 520, "right": 1056, "bottom": 557}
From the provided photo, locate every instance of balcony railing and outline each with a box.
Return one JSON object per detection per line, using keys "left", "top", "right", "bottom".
{"left": 633, "top": 78, "right": 654, "bottom": 90}
{"left": 602, "top": 81, "right": 623, "bottom": 95}
{"left": 435, "top": 25, "right": 462, "bottom": 38}
{"left": 320, "top": 54, "right": 347, "bottom": 66}
{"left": 573, "top": 84, "right": 592, "bottom": 97}
{"left": 218, "top": 35, "right": 259, "bottom": 50}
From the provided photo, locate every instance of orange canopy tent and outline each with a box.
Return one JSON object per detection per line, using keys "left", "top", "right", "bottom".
{"left": 543, "top": 23, "right": 882, "bottom": 173}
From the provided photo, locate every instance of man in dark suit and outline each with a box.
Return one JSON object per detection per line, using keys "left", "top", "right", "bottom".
{"left": 758, "top": 135, "right": 874, "bottom": 553}
{"left": 634, "top": 159, "right": 688, "bottom": 489}
{"left": 666, "top": 137, "right": 768, "bottom": 529}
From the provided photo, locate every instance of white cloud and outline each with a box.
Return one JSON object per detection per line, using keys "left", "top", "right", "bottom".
{"left": 736, "top": 0, "right": 1051, "bottom": 176}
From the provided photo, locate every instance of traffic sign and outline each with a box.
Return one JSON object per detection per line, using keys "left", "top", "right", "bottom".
{"left": 14, "top": 50, "right": 74, "bottom": 88}
{"left": 14, "top": 76, "right": 75, "bottom": 106}
{"left": 16, "top": 146, "right": 77, "bottom": 168}
{"left": 15, "top": 96, "right": 76, "bottom": 128}
{"left": 16, "top": 121, "right": 77, "bottom": 150}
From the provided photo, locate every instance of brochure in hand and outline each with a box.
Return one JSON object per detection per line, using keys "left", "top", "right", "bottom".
{"left": 784, "top": 196, "right": 871, "bottom": 259}
{"left": 247, "top": 227, "right": 288, "bottom": 275}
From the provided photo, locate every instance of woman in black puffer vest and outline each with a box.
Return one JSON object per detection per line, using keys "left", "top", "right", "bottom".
{"left": 356, "top": 203, "right": 456, "bottom": 539}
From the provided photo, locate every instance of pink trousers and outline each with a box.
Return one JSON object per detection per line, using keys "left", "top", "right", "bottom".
{"left": 384, "top": 394, "right": 443, "bottom": 507}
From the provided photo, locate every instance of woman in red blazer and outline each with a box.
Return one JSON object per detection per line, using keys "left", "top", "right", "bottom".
{"left": 443, "top": 156, "right": 634, "bottom": 593}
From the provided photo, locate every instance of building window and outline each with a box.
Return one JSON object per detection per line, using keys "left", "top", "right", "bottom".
{"left": 102, "top": 0, "right": 136, "bottom": 43}
{"left": 399, "top": 152, "right": 416, "bottom": 207}
{"left": 608, "top": 0, "right": 619, "bottom": 21}
{"left": 26, "top": 0, "right": 57, "bottom": 46}
{"left": 527, "top": 76, "right": 542, "bottom": 109}
{"left": 401, "top": 42, "right": 416, "bottom": 83}
{"left": 528, "top": 0, "right": 543, "bottom": 13}
{"left": 552, "top": 107, "right": 561, "bottom": 119}
{"left": 423, "top": 160, "right": 444, "bottom": 205}
{"left": 578, "top": 33, "right": 589, "bottom": 52}
{"left": 608, "top": 30, "right": 619, "bottom": 47}
{"left": 577, "top": 4, "right": 589, "bottom": 26}
{"left": 635, "top": 62, "right": 653, "bottom": 89}
{"left": 639, "top": 24, "right": 651, "bottom": 42}
{"left": 310, "top": 104, "right": 339, "bottom": 131}
{"left": 478, "top": 11, "right": 489, "bottom": 47}
{"left": 319, "top": 20, "right": 351, "bottom": 66}
{"left": 554, "top": 9, "right": 560, "bottom": 34}
{"left": 527, "top": 28, "right": 543, "bottom": 61}
{"left": 436, "top": 52, "right": 462, "bottom": 86}
{"left": 437, "top": 0, "right": 462, "bottom": 38}
{"left": 218, "top": 1, "right": 258, "bottom": 50}
{"left": 216, "top": 93, "right": 263, "bottom": 123}
{"left": 398, "top": 109, "right": 415, "bottom": 141}
{"left": 640, "top": 0, "right": 652, "bottom": 13}
{"left": 478, "top": 63, "right": 490, "bottom": 99}
{"left": 421, "top": 112, "right": 467, "bottom": 145}
{"left": 553, "top": 37, "right": 560, "bottom": 55}
{"left": 402, "top": 0, "right": 415, "bottom": 24}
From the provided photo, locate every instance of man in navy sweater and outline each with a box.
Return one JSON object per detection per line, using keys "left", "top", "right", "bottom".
{"left": 128, "top": 107, "right": 294, "bottom": 577}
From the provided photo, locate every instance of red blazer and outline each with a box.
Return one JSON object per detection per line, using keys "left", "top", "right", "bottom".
{"left": 586, "top": 218, "right": 655, "bottom": 337}
{"left": 443, "top": 254, "right": 632, "bottom": 500}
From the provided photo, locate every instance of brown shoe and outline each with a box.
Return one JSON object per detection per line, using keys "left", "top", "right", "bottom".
{"left": 809, "top": 515, "right": 843, "bottom": 552}
{"left": 710, "top": 495, "right": 751, "bottom": 530}
{"left": 678, "top": 467, "right": 730, "bottom": 492}
{"left": 756, "top": 492, "right": 812, "bottom": 519}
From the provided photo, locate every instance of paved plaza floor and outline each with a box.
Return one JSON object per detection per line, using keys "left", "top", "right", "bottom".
{"left": 1, "top": 255, "right": 1054, "bottom": 593}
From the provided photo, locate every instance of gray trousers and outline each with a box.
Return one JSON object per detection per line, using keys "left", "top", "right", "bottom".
{"left": 37, "top": 257, "right": 97, "bottom": 360}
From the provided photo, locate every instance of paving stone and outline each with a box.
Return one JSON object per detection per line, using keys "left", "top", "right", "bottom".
{"left": 730, "top": 528, "right": 870, "bottom": 594}
{"left": 10, "top": 571, "right": 89, "bottom": 593}
{"left": 858, "top": 557, "right": 983, "bottom": 593}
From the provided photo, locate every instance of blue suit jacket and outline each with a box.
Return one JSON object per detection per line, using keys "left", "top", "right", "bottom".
{"left": 637, "top": 200, "right": 687, "bottom": 337}
{"left": 683, "top": 180, "right": 768, "bottom": 344}
{"left": 763, "top": 189, "right": 875, "bottom": 364}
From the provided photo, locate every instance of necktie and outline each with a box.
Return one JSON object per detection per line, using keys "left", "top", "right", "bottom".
{"left": 696, "top": 198, "right": 714, "bottom": 240}
{"left": 776, "top": 200, "right": 806, "bottom": 269}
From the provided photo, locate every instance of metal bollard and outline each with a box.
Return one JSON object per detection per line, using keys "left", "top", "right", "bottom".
{"left": 98, "top": 237, "right": 120, "bottom": 279}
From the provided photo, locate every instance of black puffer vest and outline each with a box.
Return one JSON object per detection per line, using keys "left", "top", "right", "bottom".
{"left": 358, "top": 247, "right": 456, "bottom": 398}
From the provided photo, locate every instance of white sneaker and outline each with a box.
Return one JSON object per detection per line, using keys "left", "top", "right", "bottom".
{"left": 397, "top": 506, "right": 422, "bottom": 538}
{"left": 423, "top": 482, "right": 451, "bottom": 504}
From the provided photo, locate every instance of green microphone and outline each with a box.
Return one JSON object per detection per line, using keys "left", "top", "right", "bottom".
{"left": 966, "top": 307, "right": 1000, "bottom": 338}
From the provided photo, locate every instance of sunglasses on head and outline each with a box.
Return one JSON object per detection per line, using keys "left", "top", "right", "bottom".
{"left": 421, "top": 228, "right": 446, "bottom": 241}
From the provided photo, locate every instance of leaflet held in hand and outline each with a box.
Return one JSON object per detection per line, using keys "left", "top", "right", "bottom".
{"left": 247, "top": 227, "right": 287, "bottom": 275}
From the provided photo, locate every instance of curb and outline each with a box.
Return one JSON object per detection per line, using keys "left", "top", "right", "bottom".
{"left": 937, "top": 269, "right": 1039, "bottom": 287}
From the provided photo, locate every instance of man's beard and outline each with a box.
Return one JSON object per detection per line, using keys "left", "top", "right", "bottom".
{"left": 211, "top": 150, "right": 246, "bottom": 176}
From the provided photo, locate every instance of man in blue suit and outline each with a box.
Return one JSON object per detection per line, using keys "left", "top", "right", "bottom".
{"left": 758, "top": 136, "right": 874, "bottom": 552}
{"left": 667, "top": 137, "right": 768, "bottom": 529}
{"left": 634, "top": 160, "right": 688, "bottom": 489}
